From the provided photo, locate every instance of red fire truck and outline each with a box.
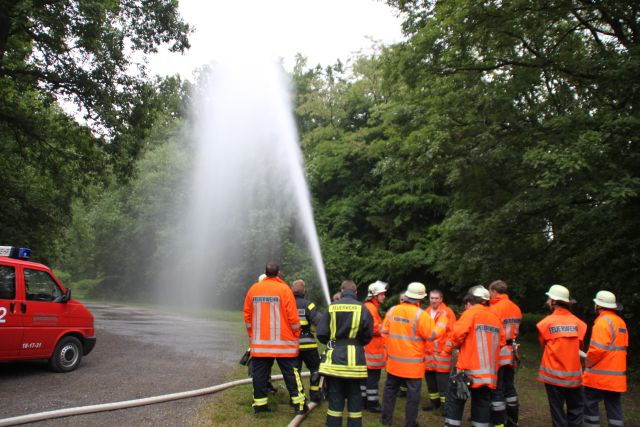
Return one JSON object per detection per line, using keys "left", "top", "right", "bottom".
{"left": 0, "top": 246, "right": 96, "bottom": 372}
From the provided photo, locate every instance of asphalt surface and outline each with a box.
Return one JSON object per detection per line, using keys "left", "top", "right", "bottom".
{"left": 0, "top": 303, "right": 246, "bottom": 426}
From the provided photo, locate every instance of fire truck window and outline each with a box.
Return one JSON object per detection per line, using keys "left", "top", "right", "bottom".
{"left": 24, "top": 269, "right": 62, "bottom": 302}
{"left": 0, "top": 266, "right": 16, "bottom": 300}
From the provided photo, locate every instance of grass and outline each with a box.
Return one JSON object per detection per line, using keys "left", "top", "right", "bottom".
{"left": 193, "top": 339, "right": 640, "bottom": 426}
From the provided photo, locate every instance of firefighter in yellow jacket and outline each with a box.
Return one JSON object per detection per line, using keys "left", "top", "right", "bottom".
{"left": 318, "top": 280, "right": 373, "bottom": 427}
{"left": 583, "top": 290, "right": 628, "bottom": 427}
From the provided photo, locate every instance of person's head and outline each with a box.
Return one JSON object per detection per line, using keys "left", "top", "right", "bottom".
{"left": 292, "top": 279, "right": 305, "bottom": 296}
{"left": 332, "top": 292, "right": 342, "bottom": 302}
{"left": 399, "top": 291, "right": 407, "bottom": 303}
{"left": 593, "top": 290, "right": 620, "bottom": 312}
{"left": 265, "top": 262, "right": 279, "bottom": 278}
{"left": 368, "top": 280, "right": 387, "bottom": 304}
{"left": 429, "top": 289, "right": 444, "bottom": 310}
{"left": 340, "top": 280, "right": 357, "bottom": 294}
{"left": 489, "top": 280, "right": 508, "bottom": 298}
{"left": 404, "top": 282, "right": 427, "bottom": 305}
{"left": 468, "top": 285, "right": 490, "bottom": 306}
{"left": 545, "top": 284, "right": 572, "bottom": 310}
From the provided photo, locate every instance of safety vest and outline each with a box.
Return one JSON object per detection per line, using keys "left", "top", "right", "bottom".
{"left": 425, "top": 302, "right": 456, "bottom": 373}
{"left": 382, "top": 302, "right": 441, "bottom": 379}
{"left": 452, "top": 304, "right": 504, "bottom": 389}
{"left": 536, "top": 307, "right": 587, "bottom": 388}
{"left": 364, "top": 298, "right": 386, "bottom": 369}
{"left": 582, "top": 310, "right": 628, "bottom": 392}
{"left": 294, "top": 293, "right": 320, "bottom": 350}
{"left": 317, "top": 291, "right": 373, "bottom": 378}
{"left": 489, "top": 294, "right": 522, "bottom": 367}
{"left": 243, "top": 276, "right": 300, "bottom": 358}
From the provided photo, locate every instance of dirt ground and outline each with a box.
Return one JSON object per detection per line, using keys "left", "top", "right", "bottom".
{"left": 0, "top": 303, "right": 246, "bottom": 426}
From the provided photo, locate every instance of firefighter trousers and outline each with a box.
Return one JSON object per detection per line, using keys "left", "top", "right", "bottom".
{"left": 491, "top": 365, "right": 518, "bottom": 426}
{"left": 296, "top": 349, "right": 321, "bottom": 400}
{"left": 544, "top": 383, "right": 583, "bottom": 427}
{"left": 382, "top": 373, "right": 421, "bottom": 427}
{"left": 325, "top": 376, "right": 363, "bottom": 427}
{"left": 365, "top": 368, "right": 382, "bottom": 406}
{"left": 583, "top": 386, "right": 623, "bottom": 427}
{"left": 444, "top": 383, "right": 491, "bottom": 427}
{"left": 425, "top": 370, "right": 449, "bottom": 408}
{"left": 251, "top": 356, "right": 305, "bottom": 410}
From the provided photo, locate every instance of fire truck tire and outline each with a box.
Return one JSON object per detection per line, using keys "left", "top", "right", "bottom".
{"left": 49, "top": 336, "right": 83, "bottom": 372}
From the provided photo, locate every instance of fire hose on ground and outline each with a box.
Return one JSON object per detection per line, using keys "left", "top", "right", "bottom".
{"left": 0, "top": 372, "right": 317, "bottom": 427}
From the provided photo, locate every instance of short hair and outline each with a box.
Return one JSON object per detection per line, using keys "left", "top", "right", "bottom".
{"left": 292, "top": 280, "right": 305, "bottom": 294}
{"left": 551, "top": 299, "right": 571, "bottom": 309}
{"left": 265, "top": 262, "right": 279, "bottom": 277}
{"left": 489, "top": 280, "right": 508, "bottom": 294}
{"left": 430, "top": 289, "right": 443, "bottom": 298}
{"left": 463, "top": 293, "right": 485, "bottom": 306}
{"left": 340, "top": 280, "right": 357, "bottom": 293}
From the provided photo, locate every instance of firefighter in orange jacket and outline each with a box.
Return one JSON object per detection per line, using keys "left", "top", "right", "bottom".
{"left": 583, "top": 290, "right": 628, "bottom": 427}
{"left": 444, "top": 286, "right": 505, "bottom": 427}
{"left": 381, "top": 282, "right": 443, "bottom": 427}
{"left": 536, "top": 284, "right": 587, "bottom": 427}
{"left": 423, "top": 288, "right": 456, "bottom": 413}
{"left": 243, "top": 262, "right": 307, "bottom": 415}
{"left": 488, "top": 280, "right": 522, "bottom": 427}
{"left": 362, "top": 280, "right": 387, "bottom": 413}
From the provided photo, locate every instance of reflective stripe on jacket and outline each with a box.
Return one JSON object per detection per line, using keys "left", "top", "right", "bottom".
{"left": 382, "top": 302, "right": 442, "bottom": 379}
{"left": 317, "top": 290, "right": 373, "bottom": 378}
{"left": 489, "top": 294, "right": 522, "bottom": 367}
{"left": 582, "top": 310, "right": 627, "bottom": 392}
{"left": 452, "top": 304, "right": 504, "bottom": 389}
{"left": 295, "top": 294, "right": 320, "bottom": 350}
{"left": 536, "top": 307, "right": 587, "bottom": 388}
{"left": 364, "top": 299, "right": 386, "bottom": 369}
{"left": 425, "top": 303, "right": 456, "bottom": 373}
{"left": 243, "top": 276, "right": 300, "bottom": 358}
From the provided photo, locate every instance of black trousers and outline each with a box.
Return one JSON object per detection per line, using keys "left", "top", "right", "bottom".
{"left": 382, "top": 373, "right": 421, "bottom": 427}
{"left": 251, "top": 356, "right": 305, "bottom": 409}
{"left": 425, "top": 370, "right": 449, "bottom": 406}
{"left": 491, "top": 365, "right": 518, "bottom": 425}
{"left": 296, "top": 349, "right": 321, "bottom": 396}
{"left": 326, "top": 376, "right": 363, "bottom": 427}
{"left": 366, "top": 368, "right": 382, "bottom": 405}
{"left": 544, "top": 383, "right": 583, "bottom": 427}
{"left": 583, "top": 386, "right": 623, "bottom": 427}
{"left": 444, "top": 382, "right": 491, "bottom": 426}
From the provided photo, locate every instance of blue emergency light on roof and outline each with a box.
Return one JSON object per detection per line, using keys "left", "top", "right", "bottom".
{"left": 0, "top": 246, "right": 31, "bottom": 260}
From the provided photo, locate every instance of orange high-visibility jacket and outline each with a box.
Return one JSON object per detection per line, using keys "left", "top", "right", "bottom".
{"left": 451, "top": 303, "right": 504, "bottom": 389}
{"left": 536, "top": 307, "right": 587, "bottom": 388}
{"left": 382, "top": 302, "right": 442, "bottom": 379}
{"left": 243, "top": 276, "right": 301, "bottom": 358}
{"left": 489, "top": 294, "right": 522, "bottom": 367}
{"left": 425, "top": 302, "right": 457, "bottom": 373}
{"left": 582, "top": 310, "right": 628, "bottom": 392}
{"left": 364, "top": 298, "right": 386, "bottom": 370}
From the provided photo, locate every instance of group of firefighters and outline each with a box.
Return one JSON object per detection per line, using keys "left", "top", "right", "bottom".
{"left": 243, "top": 262, "right": 628, "bottom": 427}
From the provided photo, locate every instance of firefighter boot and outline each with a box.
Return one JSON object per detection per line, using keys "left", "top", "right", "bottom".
{"left": 506, "top": 403, "right": 519, "bottom": 427}
{"left": 422, "top": 394, "right": 440, "bottom": 411}
{"left": 367, "top": 401, "right": 382, "bottom": 413}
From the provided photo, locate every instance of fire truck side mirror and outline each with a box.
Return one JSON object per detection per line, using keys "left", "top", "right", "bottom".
{"left": 60, "top": 288, "right": 71, "bottom": 303}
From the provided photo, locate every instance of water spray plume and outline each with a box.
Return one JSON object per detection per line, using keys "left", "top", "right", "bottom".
{"left": 158, "top": 54, "right": 330, "bottom": 306}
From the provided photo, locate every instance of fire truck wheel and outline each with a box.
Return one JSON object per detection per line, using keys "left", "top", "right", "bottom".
{"left": 49, "top": 336, "right": 83, "bottom": 372}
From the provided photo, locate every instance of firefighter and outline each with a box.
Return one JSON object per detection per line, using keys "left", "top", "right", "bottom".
{"left": 317, "top": 280, "right": 373, "bottom": 427}
{"left": 291, "top": 279, "right": 323, "bottom": 402}
{"left": 583, "top": 290, "right": 628, "bottom": 427}
{"left": 488, "top": 280, "right": 523, "bottom": 427}
{"left": 381, "top": 282, "right": 443, "bottom": 427}
{"left": 422, "top": 288, "right": 456, "bottom": 413}
{"left": 536, "top": 284, "right": 587, "bottom": 427}
{"left": 444, "top": 286, "right": 505, "bottom": 427}
{"left": 362, "top": 280, "right": 387, "bottom": 413}
{"left": 243, "top": 262, "right": 307, "bottom": 415}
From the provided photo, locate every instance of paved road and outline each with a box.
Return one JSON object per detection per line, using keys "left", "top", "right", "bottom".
{"left": 0, "top": 303, "right": 246, "bottom": 426}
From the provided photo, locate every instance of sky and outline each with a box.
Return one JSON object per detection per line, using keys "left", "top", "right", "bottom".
{"left": 146, "top": 0, "right": 406, "bottom": 78}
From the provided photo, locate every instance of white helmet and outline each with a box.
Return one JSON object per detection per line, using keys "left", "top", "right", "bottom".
{"left": 546, "top": 284, "right": 571, "bottom": 303}
{"left": 470, "top": 285, "right": 490, "bottom": 301}
{"left": 258, "top": 274, "right": 267, "bottom": 282}
{"left": 405, "top": 282, "right": 427, "bottom": 300}
{"left": 368, "top": 280, "right": 388, "bottom": 296}
{"left": 593, "top": 290, "right": 618, "bottom": 309}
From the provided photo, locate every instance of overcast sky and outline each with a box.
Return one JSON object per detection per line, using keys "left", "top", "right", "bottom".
{"left": 147, "top": 0, "right": 405, "bottom": 78}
